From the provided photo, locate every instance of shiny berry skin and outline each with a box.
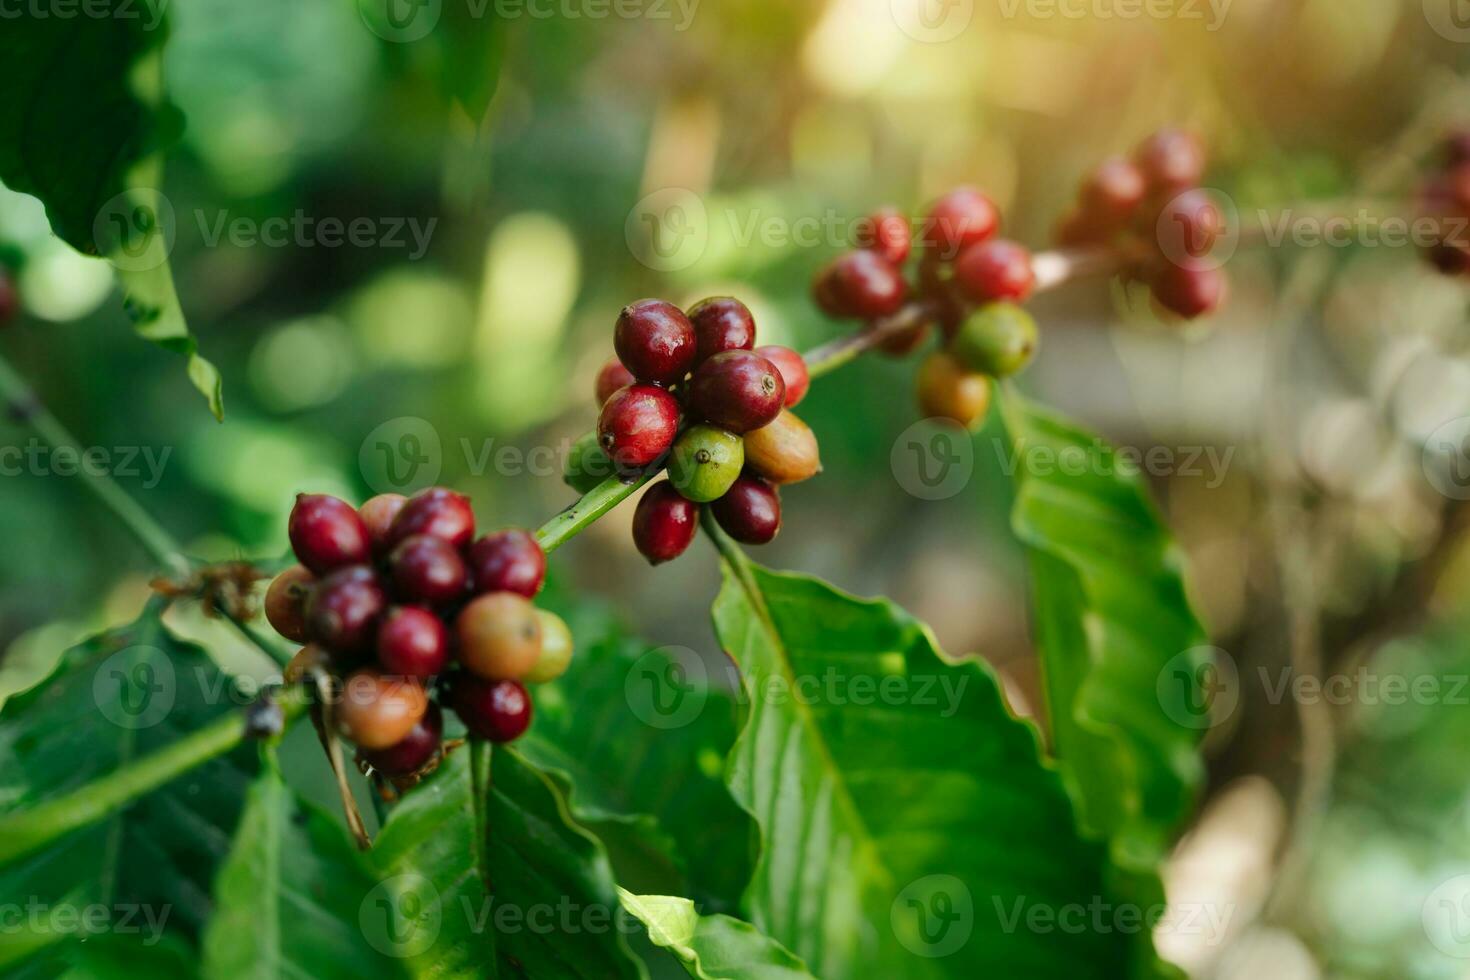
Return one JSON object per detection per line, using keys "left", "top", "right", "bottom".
{"left": 922, "top": 187, "right": 1000, "bottom": 259}
{"left": 742, "top": 410, "right": 821, "bottom": 485}
{"left": 387, "top": 487, "right": 476, "bottom": 550}
{"left": 755, "top": 346, "right": 809, "bottom": 407}
{"left": 564, "top": 432, "right": 616, "bottom": 493}
{"left": 953, "top": 240, "right": 1035, "bottom": 303}
{"left": 306, "top": 565, "right": 387, "bottom": 655}
{"left": 711, "top": 476, "right": 781, "bottom": 544}
{"left": 457, "top": 592, "right": 542, "bottom": 681}
{"left": 1135, "top": 128, "right": 1206, "bottom": 192}
{"left": 595, "top": 358, "right": 637, "bottom": 407}
{"left": 1153, "top": 189, "right": 1224, "bottom": 265}
{"left": 951, "top": 303, "right": 1039, "bottom": 378}
{"left": 687, "top": 351, "right": 786, "bottom": 434}
{"left": 289, "top": 494, "right": 372, "bottom": 574}
{"left": 450, "top": 675, "right": 532, "bottom": 743}
{"left": 598, "top": 384, "right": 681, "bottom": 469}
{"left": 813, "top": 251, "right": 908, "bottom": 319}
{"left": 687, "top": 297, "right": 756, "bottom": 365}
{"left": 389, "top": 534, "right": 468, "bottom": 604}
{"left": 916, "top": 351, "right": 992, "bottom": 429}
{"left": 632, "top": 481, "right": 700, "bottom": 565}
{"left": 469, "top": 529, "right": 546, "bottom": 598}
{"left": 359, "top": 494, "right": 408, "bottom": 553}
{"left": 525, "top": 610, "right": 574, "bottom": 684}
{"left": 338, "top": 670, "right": 429, "bottom": 750}
{"left": 1151, "top": 263, "right": 1227, "bottom": 319}
{"left": 614, "top": 299, "right": 696, "bottom": 384}
{"left": 1081, "top": 157, "right": 1147, "bottom": 224}
{"left": 668, "top": 425, "right": 745, "bottom": 503}
{"left": 265, "top": 564, "right": 315, "bottom": 643}
{"left": 376, "top": 606, "right": 449, "bottom": 678}
{"left": 854, "top": 207, "right": 912, "bottom": 266}
{"left": 359, "top": 702, "right": 443, "bottom": 776}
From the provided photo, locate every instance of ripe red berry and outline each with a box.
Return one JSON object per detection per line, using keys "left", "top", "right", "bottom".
{"left": 711, "top": 476, "right": 781, "bottom": 545}
{"left": 1135, "top": 128, "right": 1206, "bottom": 192}
{"left": 687, "top": 297, "right": 756, "bottom": 365}
{"left": 376, "top": 606, "right": 449, "bottom": 678}
{"left": 306, "top": 565, "right": 387, "bottom": 655}
{"left": 359, "top": 702, "right": 443, "bottom": 776}
{"left": 813, "top": 251, "right": 908, "bottom": 320}
{"left": 289, "top": 494, "right": 371, "bottom": 574}
{"left": 338, "top": 670, "right": 429, "bottom": 750}
{"left": 755, "top": 345, "right": 809, "bottom": 407}
{"left": 632, "top": 481, "right": 699, "bottom": 565}
{"left": 1153, "top": 189, "right": 1224, "bottom": 266}
{"left": 359, "top": 494, "right": 408, "bottom": 553}
{"left": 469, "top": 529, "right": 546, "bottom": 598}
{"left": 387, "top": 487, "right": 476, "bottom": 550}
{"left": 953, "top": 239, "right": 1035, "bottom": 303}
{"left": 614, "top": 299, "right": 696, "bottom": 384}
{"left": 450, "top": 675, "right": 533, "bottom": 742}
{"left": 922, "top": 187, "right": 1000, "bottom": 260}
{"left": 855, "top": 207, "right": 912, "bottom": 266}
{"left": 595, "top": 358, "right": 637, "bottom": 407}
{"left": 1151, "top": 263, "right": 1227, "bottom": 319}
{"left": 687, "top": 351, "right": 786, "bottom": 433}
{"left": 598, "top": 384, "right": 681, "bottom": 469}
{"left": 1081, "top": 157, "right": 1147, "bottom": 224}
{"left": 389, "top": 534, "right": 468, "bottom": 604}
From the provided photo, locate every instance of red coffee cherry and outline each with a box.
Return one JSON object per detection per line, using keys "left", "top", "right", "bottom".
{"left": 755, "top": 345, "right": 810, "bottom": 407}
{"left": 598, "top": 384, "right": 681, "bottom": 469}
{"left": 450, "top": 674, "right": 532, "bottom": 743}
{"left": 1081, "top": 157, "right": 1147, "bottom": 225}
{"left": 457, "top": 592, "right": 542, "bottom": 681}
{"left": 289, "top": 494, "right": 371, "bottom": 574}
{"left": 265, "top": 564, "right": 315, "bottom": 643}
{"left": 338, "top": 670, "right": 429, "bottom": 750}
{"left": 711, "top": 476, "right": 781, "bottom": 545}
{"left": 687, "top": 351, "right": 786, "bottom": 433}
{"left": 1153, "top": 189, "right": 1224, "bottom": 265}
{"left": 306, "top": 565, "right": 387, "bottom": 655}
{"left": 359, "top": 494, "right": 408, "bottom": 554}
{"left": 953, "top": 239, "right": 1035, "bottom": 303}
{"left": 632, "top": 481, "right": 699, "bottom": 565}
{"left": 469, "top": 529, "right": 546, "bottom": 598}
{"left": 376, "top": 606, "right": 449, "bottom": 678}
{"left": 1135, "top": 128, "right": 1206, "bottom": 192}
{"left": 387, "top": 487, "right": 476, "bottom": 550}
{"left": 855, "top": 207, "right": 912, "bottom": 266}
{"left": 359, "top": 702, "right": 443, "bottom": 776}
{"left": 595, "top": 358, "right": 637, "bottom": 407}
{"left": 1151, "top": 262, "right": 1227, "bottom": 319}
{"left": 922, "top": 187, "right": 1000, "bottom": 260}
{"left": 614, "top": 299, "right": 696, "bottom": 384}
{"left": 389, "top": 534, "right": 468, "bottom": 604}
{"left": 687, "top": 297, "right": 756, "bottom": 365}
{"left": 813, "top": 251, "right": 908, "bottom": 320}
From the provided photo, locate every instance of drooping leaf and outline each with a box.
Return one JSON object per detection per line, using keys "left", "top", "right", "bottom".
{"left": 0, "top": 1, "right": 223, "bottom": 418}
{"left": 710, "top": 548, "right": 1173, "bottom": 979}
{"left": 619, "top": 890, "right": 815, "bottom": 980}
{"left": 0, "top": 609, "right": 258, "bottom": 969}
{"left": 996, "top": 387, "right": 1208, "bottom": 868}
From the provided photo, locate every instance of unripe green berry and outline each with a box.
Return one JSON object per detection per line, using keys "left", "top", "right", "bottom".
{"left": 564, "top": 432, "right": 616, "bottom": 493}
{"left": 951, "top": 303, "right": 1038, "bottom": 377}
{"left": 525, "top": 610, "right": 574, "bottom": 684}
{"left": 667, "top": 424, "right": 744, "bottom": 503}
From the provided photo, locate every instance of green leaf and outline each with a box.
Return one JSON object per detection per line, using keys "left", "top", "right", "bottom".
{"left": 0, "top": 1, "right": 223, "bottom": 419}
{"left": 202, "top": 758, "right": 404, "bottom": 979}
{"left": 619, "top": 890, "right": 815, "bottom": 980}
{"left": 997, "top": 387, "right": 1207, "bottom": 867}
{"left": 709, "top": 544, "right": 1172, "bottom": 978}
{"left": 0, "top": 609, "right": 258, "bottom": 968}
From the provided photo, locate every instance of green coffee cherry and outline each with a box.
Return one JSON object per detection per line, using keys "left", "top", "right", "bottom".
{"left": 668, "top": 424, "right": 744, "bottom": 503}
{"left": 952, "top": 302, "right": 1038, "bottom": 377}
{"left": 564, "top": 432, "right": 615, "bottom": 493}
{"left": 526, "top": 610, "right": 574, "bottom": 684}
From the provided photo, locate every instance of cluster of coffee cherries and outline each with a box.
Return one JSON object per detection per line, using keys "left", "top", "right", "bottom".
{"left": 577, "top": 298, "right": 818, "bottom": 564}
{"left": 1420, "top": 131, "right": 1470, "bottom": 276}
{"left": 1057, "top": 128, "right": 1227, "bottom": 320}
{"left": 264, "top": 488, "right": 572, "bottom": 780}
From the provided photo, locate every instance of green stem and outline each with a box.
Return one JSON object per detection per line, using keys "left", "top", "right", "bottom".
{"left": 0, "top": 686, "right": 311, "bottom": 865}
{"left": 0, "top": 354, "right": 189, "bottom": 576}
{"left": 534, "top": 471, "right": 654, "bottom": 554}
{"left": 470, "top": 739, "right": 494, "bottom": 892}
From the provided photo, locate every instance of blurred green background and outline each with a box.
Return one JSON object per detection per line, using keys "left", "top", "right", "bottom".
{"left": 5, "top": 1, "right": 1470, "bottom": 976}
